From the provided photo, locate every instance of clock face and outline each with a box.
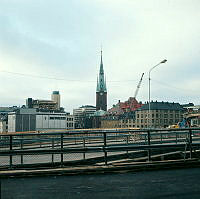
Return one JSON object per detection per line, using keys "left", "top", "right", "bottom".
{"left": 100, "top": 92, "right": 103, "bottom": 96}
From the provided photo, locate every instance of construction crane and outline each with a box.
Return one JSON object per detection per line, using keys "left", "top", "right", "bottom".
{"left": 134, "top": 73, "right": 144, "bottom": 99}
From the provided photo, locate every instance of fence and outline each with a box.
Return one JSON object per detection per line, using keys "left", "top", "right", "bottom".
{"left": 1, "top": 128, "right": 200, "bottom": 169}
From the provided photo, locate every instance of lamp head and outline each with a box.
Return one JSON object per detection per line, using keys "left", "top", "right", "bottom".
{"left": 160, "top": 59, "right": 167, "bottom": 63}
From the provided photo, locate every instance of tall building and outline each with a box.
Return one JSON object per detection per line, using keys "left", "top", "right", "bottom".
{"left": 96, "top": 50, "right": 107, "bottom": 111}
{"left": 51, "top": 91, "right": 60, "bottom": 109}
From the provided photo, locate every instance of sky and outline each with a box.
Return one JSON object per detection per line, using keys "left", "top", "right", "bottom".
{"left": 0, "top": 0, "right": 200, "bottom": 113}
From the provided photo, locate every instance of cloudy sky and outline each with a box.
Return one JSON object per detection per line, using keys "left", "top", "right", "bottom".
{"left": 0, "top": 0, "right": 200, "bottom": 113}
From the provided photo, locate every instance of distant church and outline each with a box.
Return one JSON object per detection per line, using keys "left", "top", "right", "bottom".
{"left": 96, "top": 50, "right": 107, "bottom": 111}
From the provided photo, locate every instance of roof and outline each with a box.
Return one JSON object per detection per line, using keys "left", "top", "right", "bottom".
{"left": 137, "top": 101, "right": 185, "bottom": 111}
{"left": 52, "top": 91, "right": 59, "bottom": 95}
{"left": 93, "top": 109, "right": 107, "bottom": 116}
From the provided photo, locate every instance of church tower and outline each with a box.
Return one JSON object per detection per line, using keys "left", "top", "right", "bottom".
{"left": 96, "top": 50, "right": 107, "bottom": 111}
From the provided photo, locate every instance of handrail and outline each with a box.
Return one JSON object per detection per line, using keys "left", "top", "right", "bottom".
{"left": 1, "top": 127, "right": 200, "bottom": 137}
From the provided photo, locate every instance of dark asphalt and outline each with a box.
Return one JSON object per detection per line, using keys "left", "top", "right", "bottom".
{"left": 1, "top": 168, "right": 200, "bottom": 199}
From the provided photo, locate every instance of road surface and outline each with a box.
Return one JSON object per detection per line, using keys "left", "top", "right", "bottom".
{"left": 1, "top": 167, "right": 200, "bottom": 199}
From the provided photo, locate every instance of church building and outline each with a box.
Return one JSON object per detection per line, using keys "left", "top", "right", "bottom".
{"left": 96, "top": 50, "right": 107, "bottom": 111}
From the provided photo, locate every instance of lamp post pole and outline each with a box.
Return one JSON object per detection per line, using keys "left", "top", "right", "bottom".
{"left": 148, "top": 59, "right": 167, "bottom": 128}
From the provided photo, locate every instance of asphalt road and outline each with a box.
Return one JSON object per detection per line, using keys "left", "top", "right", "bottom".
{"left": 1, "top": 167, "right": 200, "bottom": 199}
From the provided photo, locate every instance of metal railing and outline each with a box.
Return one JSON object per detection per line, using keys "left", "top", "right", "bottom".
{"left": 1, "top": 128, "right": 200, "bottom": 169}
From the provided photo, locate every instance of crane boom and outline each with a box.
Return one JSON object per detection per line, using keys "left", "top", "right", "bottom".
{"left": 134, "top": 73, "right": 144, "bottom": 99}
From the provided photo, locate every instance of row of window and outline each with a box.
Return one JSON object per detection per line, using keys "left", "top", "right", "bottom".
{"left": 67, "top": 118, "right": 74, "bottom": 121}
{"left": 67, "top": 123, "right": 74, "bottom": 127}
{"left": 136, "top": 119, "right": 180, "bottom": 124}
{"left": 137, "top": 114, "right": 181, "bottom": 119}
{"left": 49, "top": 117, "right": 66, "bottom": 120}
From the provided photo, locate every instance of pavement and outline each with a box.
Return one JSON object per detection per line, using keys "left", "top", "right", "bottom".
{"left": 1, "top": 166, "right": 200, "bottom": 199}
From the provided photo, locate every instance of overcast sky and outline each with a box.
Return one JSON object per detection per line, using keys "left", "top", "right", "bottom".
{"left": 0, "top": 0, "right": 200, "bottom": 113}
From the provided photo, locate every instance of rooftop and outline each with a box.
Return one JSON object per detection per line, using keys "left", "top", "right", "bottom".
{"left": 138, "top": 101, "right": 185, "bottom": 111}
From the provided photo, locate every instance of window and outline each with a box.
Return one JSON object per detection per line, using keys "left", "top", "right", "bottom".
{"left": 175, "top": 114, "right": 179, "bottom": 118}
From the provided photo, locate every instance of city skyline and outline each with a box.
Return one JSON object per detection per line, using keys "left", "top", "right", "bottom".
{"left": 0, "top": 0, "right": 200, "bottom": 113}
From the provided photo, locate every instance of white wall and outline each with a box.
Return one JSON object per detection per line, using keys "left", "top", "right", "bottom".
{"left": 36, "top": 113, "right": 67, "bottom": 130}
{"left": 8, "top": 114, "right": 16, "bottom": 132}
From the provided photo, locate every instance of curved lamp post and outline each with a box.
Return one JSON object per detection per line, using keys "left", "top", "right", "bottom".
{"left": 148, "top": 59, "right": 167, "bottom": 128}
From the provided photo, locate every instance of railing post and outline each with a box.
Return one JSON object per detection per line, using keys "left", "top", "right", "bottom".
{"left": 9, "top": 135, "right": 13, "bottom": 169}
{"left": 147, "top": 130, "right": 151, "bottom": 161}
{"left": 189, "top": 129, "right": 192, "bottom": 159}
{"left": 39, "top": 134, "right": 42, "bottom": 148}
{"left": 60, "top": 134, "right": 64, "bottom": 167}
{"left": 20, "top": 138, "right": 23, "bottom": 165}
{"left": 83, "top": 138, "right": 86, "bottom": 160}
{"left": 103, "top": 132, "right": 107, "bottom": 165}
{"left": 52, "top": 138, "right": 54, "bottom": 164}
{"left": 126, "top": 135, "right": 129, "bottom": 155}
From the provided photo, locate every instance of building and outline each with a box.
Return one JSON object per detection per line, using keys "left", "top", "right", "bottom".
{"left": 96, "top": 50, "right": 107, "bottom": 111}
{"left": 183, "top": 105, "right": 200, "bottom": 127}
{"left": 135, "top": 101, "right": 185, "bottom": 128}
{"left": 90, "top": 109, "right": 107, "bottom": 128}
{"left": 66, "top": 114, "right": 75, "bottom": 129}
{"left": 101, "top": 111, "right": 137, "bottom": 129}
{"left": 8, "top": 108, "right": 74, "bottom": 132}
{"left": 0, "top": 116, "right": 7, "bottom": 133}
{"left": 73, "top": 105, "right": 96, "bottom": 129}
{"left": 51, "top": 91, "right": 60, "bottom": 109}
{"left": 26, "top": 98, "right": 58, "bottom": 111}
{"left": 108, "top": 97, "right": 143, "bottom": 115}
{"left": 101, "top": 115, "right": 121, "bottom": 129}
{"left": 0, "top": 106, "right": 19, "bottom": 133}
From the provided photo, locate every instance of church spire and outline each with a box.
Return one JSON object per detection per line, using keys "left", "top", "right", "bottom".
{"left": 96, "top": 49, "right": 107, "bottom": 92}
{"left": 96, "top": 48, "right": 107, "bottom": 111}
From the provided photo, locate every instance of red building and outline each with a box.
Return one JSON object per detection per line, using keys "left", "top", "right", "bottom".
{"left": 108, "top": 97, "right": 143, "bottom": 115}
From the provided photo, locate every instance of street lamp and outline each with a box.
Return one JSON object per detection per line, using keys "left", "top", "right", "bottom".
{"left": 148, "top": 59, "right": 167, "bottom": 128}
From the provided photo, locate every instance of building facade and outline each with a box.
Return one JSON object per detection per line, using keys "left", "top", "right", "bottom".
{"left": 135, "top": 101, "right": 185, "bottom": 128}
{"left": 108, "top": 97, "right": 143, "bottom": 115}
{"left": 8, "top": 108, "right": 74, "bottom": 132}
{"left": 26, "top": 98, "right": 58, "bottom": 111}
{"left": 0, "top": 106, "right": 19, "bottom": 133}
{"left": 96, "top": 50, "right": 107, "bottom": 111}
{"left": 73, "top": 105, "right": 96, "bottom": 129}
{"left": 51, "top": 91, "right": 60, "bottom": 109}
